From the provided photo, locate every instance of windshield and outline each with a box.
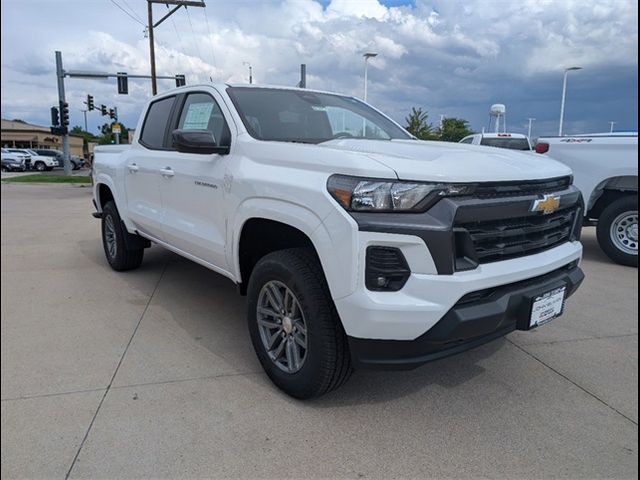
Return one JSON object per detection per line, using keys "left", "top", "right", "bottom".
{"left": 227, "top": 87, "right": 411, "bottom": 144}
{"left": 480, "top": 137, "right": 531, "bottom": 151}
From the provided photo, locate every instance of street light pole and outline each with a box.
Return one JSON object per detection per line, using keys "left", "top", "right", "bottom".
{"left": 558, "top": 66, "right": 582, "bottom": 136}
{"left": 362, "top": 52, "right": 377, "bottom": 102}
{"left": 80, "top": 109, "right": 88, "bottom": 132}
{"left": 527, "top": 117, "right": 536, "bottom": 139}
{"left": 609, "top": 121, "right": 617, "bottom": 133}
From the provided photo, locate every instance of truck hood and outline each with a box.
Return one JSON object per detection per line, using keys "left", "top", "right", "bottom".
{"left": 318, "top": 139, "right": 572, "bottom": 183}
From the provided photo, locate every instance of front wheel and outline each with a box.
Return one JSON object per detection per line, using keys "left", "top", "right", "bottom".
{"left": 596, "top": 196, "right": 638, "bottom": 267}
{"left": 101, "top": 201, "right": 144, "bottom": 271}
{"left": 34, "top": 161, "right": 46, "bottom": 172}
{"left": 247, "top": 248, "right": 352, "bottom": 399}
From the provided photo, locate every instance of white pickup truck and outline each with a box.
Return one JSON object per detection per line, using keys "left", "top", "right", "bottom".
{"left": 92, "top": 84, "right": 584, "bottom": 398}
{"left": 535, "top": 134, "right": 638, "bottom": 266}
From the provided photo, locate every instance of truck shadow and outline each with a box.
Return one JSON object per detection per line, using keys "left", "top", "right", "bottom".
{"left": 579, "top": 227, "right": 613, "bottom": 265}
{"left": 78, "top": 240, "right": 513, "bottom": 405}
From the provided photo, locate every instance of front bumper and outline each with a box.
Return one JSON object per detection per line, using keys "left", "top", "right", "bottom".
{"left": 349, "top": 263, "right": 584, "bottom": 369}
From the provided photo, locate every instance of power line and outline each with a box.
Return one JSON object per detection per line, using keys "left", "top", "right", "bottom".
{"left": 202, "top": 6, "right": 218, "bottom": 77}
{"left": 120, "top": 0, "right": 145, "bottom": 23}
{"left": 185, "top": 6, "right": 203, "bottom": 65}
{"left": 109, "top": 0, "right": 146, "bottom": 26}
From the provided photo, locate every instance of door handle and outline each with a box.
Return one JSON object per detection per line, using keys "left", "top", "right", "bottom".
{"left": 159, "top": 167, "right": 175, "bottom": 178}
{"left": 128, "top": 163, "right": 139, "bottom": 173}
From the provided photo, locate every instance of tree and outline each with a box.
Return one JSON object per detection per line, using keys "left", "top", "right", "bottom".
{"left": 97, "top": 122, "right": 130, "bottom": 145}
{"left": 437, "top": 117, "right": 474, "bottom": 142}
{"left": 404, "top": 107, "right": 436, "bottom": 140}
{"left": 71, "top": 126, "right": 99, "bottom": 143}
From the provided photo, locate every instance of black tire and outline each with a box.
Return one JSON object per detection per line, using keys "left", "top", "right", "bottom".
{"left": 247, "top": 248, "right": 352, "bottom": 399}
{"left": 101, "top": 201, "right": 144, "bottom": 271}
{"left": 1, "top": 166, "right": 8, "bottom": 172}
{"left": 34, "top": 161, "right": 46, "bottom": 172}
{"left": 596, "top": 195, "right": 638, "bottom": 267}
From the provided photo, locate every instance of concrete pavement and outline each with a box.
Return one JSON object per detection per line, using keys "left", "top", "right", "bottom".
{"left": 1, "top": 183, "right": 637, "bottom": 479}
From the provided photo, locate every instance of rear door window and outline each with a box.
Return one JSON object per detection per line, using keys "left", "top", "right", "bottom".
{"left": 140, "top": 96, "right": 176, "bottom": 149}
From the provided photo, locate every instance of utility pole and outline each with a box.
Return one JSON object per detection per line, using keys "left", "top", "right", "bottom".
{"left": 243, "top": 62, "right": 253, "bottom": 84}
{"left": 55, "top": 51, "right": 71, "bottom": 175}
{"left": 299, "top": 64, "right": 306, "bottom": 88}
{"left": 147, "top": 0, "right": 205, "bottom": 95}
{"left": 147, "top": 1, "right": 157, "bottom": 95}
{"left": 114, "top": 107, "right": 120, "bottom": 145}
{"left": 609, "top": 121, "right": 617, "bottom": 133}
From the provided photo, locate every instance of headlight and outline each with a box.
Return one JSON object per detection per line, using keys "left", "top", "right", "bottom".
{"left": 327, "top": 174, "right": 475, "bottom": 212}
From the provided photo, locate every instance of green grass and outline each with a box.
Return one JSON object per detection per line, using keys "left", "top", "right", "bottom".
{"left": 2, "top": 174, "right": 91, "bottom": 184}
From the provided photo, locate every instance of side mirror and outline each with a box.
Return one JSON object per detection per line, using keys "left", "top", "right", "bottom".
{"left": 172, "top": 129, "right": 230, "bottom": 155}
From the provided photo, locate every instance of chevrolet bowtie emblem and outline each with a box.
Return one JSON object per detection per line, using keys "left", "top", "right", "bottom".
{"left": 531, "top": 194, "right": 561, "bottom": 215}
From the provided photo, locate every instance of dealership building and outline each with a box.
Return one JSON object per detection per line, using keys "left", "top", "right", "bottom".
{"left": 1, "top": 119, "right": 84, "bottom": 156}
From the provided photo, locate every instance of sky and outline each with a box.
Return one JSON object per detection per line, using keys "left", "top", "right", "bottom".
{"left": 1, "top": 0, "right": 637, "bottom": 138}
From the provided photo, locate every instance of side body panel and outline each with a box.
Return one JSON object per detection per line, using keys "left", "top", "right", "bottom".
{"left": 539, "top": 135, "right": 639, "bottom": 213}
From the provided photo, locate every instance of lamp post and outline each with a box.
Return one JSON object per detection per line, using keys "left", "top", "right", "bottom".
{"left": 527, "top": 117, "right": 536, "bottom": 139}
{"left": 362, "top": 52, "right": 377, "bottom": 102}
{"left": 609, "top": 121, "right": 617, "bottom": 133}
{"left": 558, "top": 66, "right": 582, "bottom": 136}
{"left": 243, "top": 62, "right": 253, "bottom": 84}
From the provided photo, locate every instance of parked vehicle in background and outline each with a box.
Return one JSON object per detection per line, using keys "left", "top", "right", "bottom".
{"left": 1, "top": 148, "right": 28, "bottom": 171}
{"left": 92, "top": 84, "right": 584, "bottom": 398}
{"left": 535, "top": 133, "right": 638, "bottom": 266}
{"left": 70, "top": 155, "right": 85, "bottom": 170}
{"left": 7, "top": 148, "right": 58, "bottom": 171}
{"left": 32, "top": 149, "right": 84, "bottom": 170}
{"left": 459, "top": 132, "right": 533, "bottom": 151}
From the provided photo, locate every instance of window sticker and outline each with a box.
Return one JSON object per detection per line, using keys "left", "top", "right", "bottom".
{"left": 183, "top": 102, "right": 214, "bottom": 130}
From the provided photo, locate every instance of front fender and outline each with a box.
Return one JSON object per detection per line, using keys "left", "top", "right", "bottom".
{"left": 229, "top": 198, "right": 358, "bottom": 300}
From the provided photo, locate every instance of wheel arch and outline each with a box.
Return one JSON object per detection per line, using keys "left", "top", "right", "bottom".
{"left": 587, "top": 175, "right": 638, "bottom": 220}
{"left": 230, "top": 198, "right": 353, "bottom": 299}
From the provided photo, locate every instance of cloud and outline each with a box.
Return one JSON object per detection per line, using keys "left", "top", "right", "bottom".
{"left": 0, "top": 0, "right": 637, "bottom": 135}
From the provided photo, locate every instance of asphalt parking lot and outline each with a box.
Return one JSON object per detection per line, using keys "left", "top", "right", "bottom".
{"left": 1, "top": 183, "right": 638, "bottom": 479}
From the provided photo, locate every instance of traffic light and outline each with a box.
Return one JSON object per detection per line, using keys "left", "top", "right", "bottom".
{"left": 50, "top": 106, "right": 59, "bottom": 126}
{"left": 59, "top": 101, "right": 69, "bottom": 127}
{"left": 87, "top": 95, "right": 94, "bottom": 111}
{"left": 109, "top": 108, "right": 116, "bottom": 120}
{"left": 117, "top": 72, "right": 128, "bottom": 94}
{"left": 175, "top": 74, "right": 186, "bottom": 87}
{"left": 100, "top": 105, "right": 107, "bottom": 116}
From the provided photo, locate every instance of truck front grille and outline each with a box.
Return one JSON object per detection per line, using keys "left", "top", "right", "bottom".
{"left": 473, "top": 176, "right": 572, "bottom": 199}
{"left": 456, "top": 206, "right": 579, "bottom": 264}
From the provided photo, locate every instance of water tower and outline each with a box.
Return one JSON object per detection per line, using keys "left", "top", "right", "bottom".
{"left": 489, "top": 104, "right": 506, "bottom": 133}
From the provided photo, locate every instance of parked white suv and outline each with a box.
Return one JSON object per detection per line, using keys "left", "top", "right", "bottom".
{"left": 460, "top": 132, "right": 533, "bottom": 151}
{"left": 92, "top": 85, "right": 584, "bottom": 398}
{"left": 8, "top": 148, "right": 58, "bottom": 171}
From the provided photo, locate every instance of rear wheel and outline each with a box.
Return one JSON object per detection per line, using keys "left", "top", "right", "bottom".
{"left": 101, "top": 201, "right": 144, "bottom": 271}
{"left": 34, "top": 161, "right": 46, "bottom": 172}
{"left": 596, "top": 196, "right": 638, "bottom": 267}
{"left": 247, "top": 248, "right": 352, "bottom": 399}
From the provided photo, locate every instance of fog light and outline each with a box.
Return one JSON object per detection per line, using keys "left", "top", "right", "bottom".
{"left": 365, "top": 246, "right": 410, "bottom": 292}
